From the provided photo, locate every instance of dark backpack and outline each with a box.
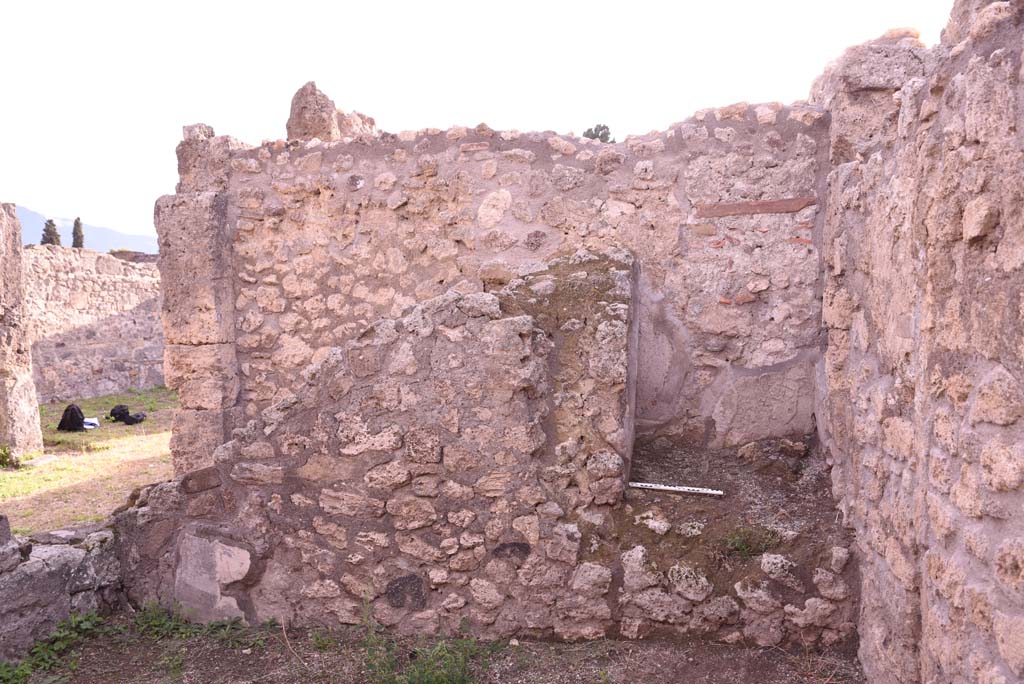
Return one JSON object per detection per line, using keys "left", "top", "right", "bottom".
{"left": 109, "top": 405, "right": 130, "bottom": 422}
{"left": 57, "top": 404, "right": 86, "bottom": 432}
{"left": 123, "top": 412, "right": 147, "bottom": 426}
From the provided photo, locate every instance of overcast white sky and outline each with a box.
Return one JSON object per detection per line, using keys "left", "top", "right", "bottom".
{"left": 1, "top": 1, "right": 951, "bottom": 236}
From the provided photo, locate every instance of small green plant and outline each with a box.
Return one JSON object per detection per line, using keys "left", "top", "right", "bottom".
{"left": 0, "top": 612, "right": 105, "bottom": 684}
{"left": 0, "top": 445, "right": 19, "bottom": 470}
{"left": 583, "top": 123, "right": 614, "bottom": 143}
{"left": 159, "top": 652, "right": 184, "bottom": 680}
{"left": 722, "top": 525, "right": 783, "bottom": 560}
{"left": 598, "top": 670, "right": 613, "bottom": 684}
{"left": 203, "top": 618, "right": 267, "bottom": 650}
{"left": 311, "top": 628, "right": 339, "bottom": 652}
{"left": 132, "top": 603, "right": 200, "bottom": 640}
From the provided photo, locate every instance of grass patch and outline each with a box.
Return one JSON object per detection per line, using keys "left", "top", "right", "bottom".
{"left": 0, "top": 387, "right": 176, "bottom": 533}
{"left": 132, "top": 603, "right": 202, "bottom": 641}
{"left": 38, "top": 386, "right": 178, "bottom": 451}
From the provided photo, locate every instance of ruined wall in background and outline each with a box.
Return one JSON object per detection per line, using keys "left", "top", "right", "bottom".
{"left": 0, "top": 203, "right": 43, "bottom": 457}
{"left": 22, "top": 245, "right": 164, "bottom": 402}
{"left": 816, "top": 4, "right": 1024, "bottom": 682}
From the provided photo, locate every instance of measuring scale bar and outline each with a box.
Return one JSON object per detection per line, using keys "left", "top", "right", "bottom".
{"left": 628, "top": 481, "right": 725, "bottom": 497}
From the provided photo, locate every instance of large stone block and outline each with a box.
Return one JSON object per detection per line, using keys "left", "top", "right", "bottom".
{"left": 164, "top": 343, "right": 239, "bottom": 410}
{"left": 154, "top": 192, "right": 235, "bottom": 345}
{"left": 170, "top": 409, "right": 228, "bottom": 476}
{"left": 173, "top": 534, "right": 250, "bottom": 622}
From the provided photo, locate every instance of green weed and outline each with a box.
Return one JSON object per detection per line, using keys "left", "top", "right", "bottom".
{"left": 203, "top": 618, "right": 267, "bottom": 650}
{"left": 0, "top": 445, "right": 19, "bottom": 470}
{"left": 0, "top": 612, "right": 105, "bottom": 684}
{"left": 361, "top": 603, "right": 491, "bottom": 684}
{"left": 132, "top": 603, "right": 200, "bottom": 640}
{"left": 721, "top": 525, "right": 783, "bottom": 560}
{"left": 311, "top": 628, "right": 340, "bottom": 652}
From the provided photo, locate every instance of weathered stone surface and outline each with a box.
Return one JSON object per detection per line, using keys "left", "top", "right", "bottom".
{"left": 0, "top": 204, "right": 43, "bottom": 457}
{"left": 172, "top": 534, "right": 250, "bottom": 622}
{"left": 86, "top": 18, "right": 1024, "bottom": 673}
{"left": 816, "top": 6, "right": 1024, "bottom": 682}
{"left": 0, "top": 527, "right": 121, "bottom": 661}
{"left": 23, "top": 246, "right": 163, "bottom": 402}
{"left": 164, "top": 343, "right": 238, "bottom": 410}
{"left": 286, "top": 82, "right": 341, "bottom": 142}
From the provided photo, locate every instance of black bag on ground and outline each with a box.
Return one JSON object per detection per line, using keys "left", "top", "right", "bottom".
{"left": 122, "top": 412, "right": 147, "bottom": 426}
{"left": 109, "top": 405, "right": 130, "bottom": 422}
{"left": 57, "top": 404, "right": 86, "bottom": 432}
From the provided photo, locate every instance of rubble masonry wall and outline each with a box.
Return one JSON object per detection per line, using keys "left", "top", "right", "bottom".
{"left": 815, "top": 3, "right": 1024, "bottom": 682}
{"left": 22, "top": 245, "right": 164, "bottom": 403}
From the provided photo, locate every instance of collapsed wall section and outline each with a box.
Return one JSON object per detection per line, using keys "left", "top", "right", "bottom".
{"left": 22, "top": 245, "right": 164, "bottom": 402}
{"left": 120, "top": 252, "right": 641, "bottom": 639}
{"left": 0, "top": 203, "right": 43, "bottom": 457}
{"left": 816, "top": 5, "right": 1024, "bottom": 682}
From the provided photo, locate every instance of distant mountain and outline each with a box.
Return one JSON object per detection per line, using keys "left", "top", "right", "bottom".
{"left": 16, "top": 206, "right": 158, "bottom": 254}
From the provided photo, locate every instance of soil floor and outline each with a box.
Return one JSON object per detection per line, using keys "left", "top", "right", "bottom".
{"left": 593, "top": 434, "right": 858, "bottom": 625}
{"left": 50, "top": 616, "right": 865, "bottom": 684}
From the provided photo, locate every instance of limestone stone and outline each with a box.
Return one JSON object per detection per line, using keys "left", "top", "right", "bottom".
{"left": 962, "top": 196, "right": 1000, "bottom": 241}
{"left": 993, "top": 611, "right": 1024, "bottom": 676}
{"left": 385, "top": 497, "right": 437, "bottom": 530}
{"left": 570, "top": 563, "right": 612, "bottom": 598}
{"left": 969, "top": 367, "right": 1023, "bottom": 426}
{"left": 172, "top": 534, "right": 250, "bottom": 622}
{"left": 667, "top": 563, "right": 713, "bottom": 602}
{"left": 364, "top": 460, "right": 412, "bottom": 491}
{"left": 287, "top": 82, "right": 341, "bottom": 142}
{"left": 469, "top": 578, "right": 504, "bottom": 611}
{"left": 320, "top": 490, "right": 385, "bottom": 518}
{"left": 0, "top": 204, "right": 43, "bottom": 457}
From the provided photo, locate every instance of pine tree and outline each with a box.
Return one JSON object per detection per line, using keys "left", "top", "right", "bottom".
{"left": 72, "top": 217, "right": 84, "bottom": 249}
{"left": 583, "top": 123, "right": 613, "bottom": 144}
{"left": 41, "top": 219, "right": 61, "bottom": 246}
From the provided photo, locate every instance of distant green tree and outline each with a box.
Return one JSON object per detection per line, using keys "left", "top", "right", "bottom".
{"left": 72, "top": 217, "right": 84, "bottom": 248}
{"left": 583, "top": 123, "right": 614, "bottom": 143}
{"left": 41, "top": 219, "right": 61, "bottom": 246}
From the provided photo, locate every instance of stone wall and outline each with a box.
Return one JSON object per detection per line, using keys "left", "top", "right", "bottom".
{"left": 116, "top": 244, "right": 859, "bottom": 645}
{"left": 815, "top": 4, "right": 1024, "bottom": 682}
{"left": 23, "top": 245, "right": 164, "bottom": 402}
{"left": 64, "top": 2, "right": 1022, "bottom": 680}
{"left": 123, "top": 252, "right": 645, "bottom": 638}
{"left": 155, "top": 84, "right": 830, "bottom": 480}
{"left": 0, "top": 203, "right": 43, "bottom": 457}
{"left": 0, "top": 515, "right": 122, "bottom": 661}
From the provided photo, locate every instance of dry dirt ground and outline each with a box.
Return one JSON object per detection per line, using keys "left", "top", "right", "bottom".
{"left": 0, "top": 388, "right": 175, "bottom": 533}
{"left": 43, "top": 615, "right": 864, "bottom": 684}
{"left": 602, "top": 434, "right": 856, "bottom": 616}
